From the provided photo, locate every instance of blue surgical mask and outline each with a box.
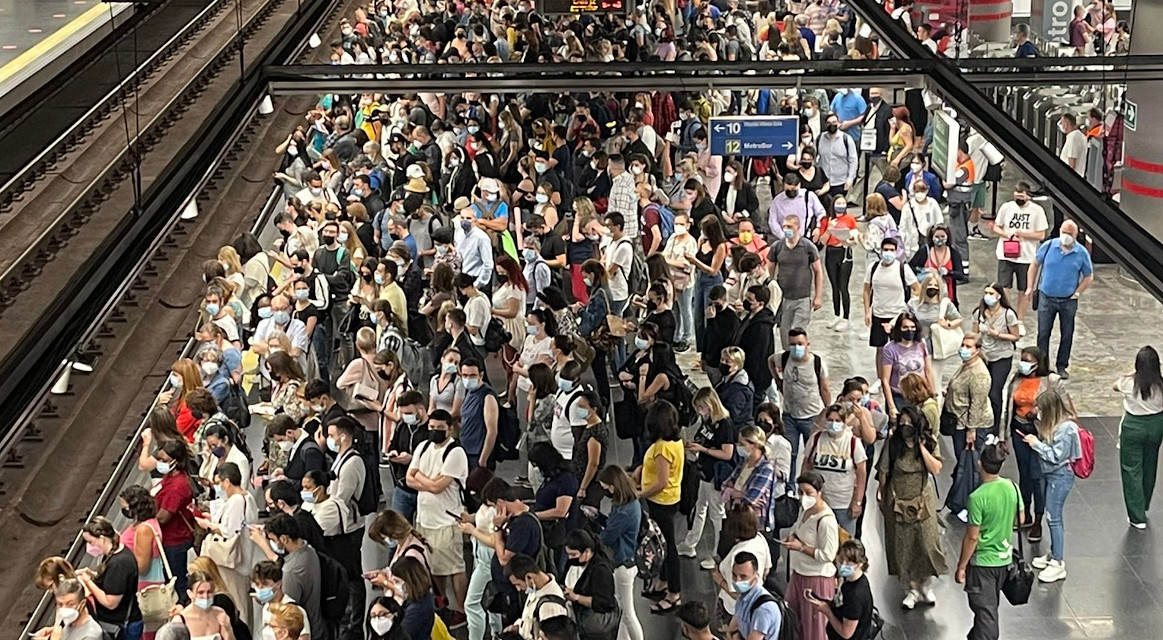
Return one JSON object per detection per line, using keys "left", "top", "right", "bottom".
{"left": 326, "top": 436, "right": 340, "bottom": 453}
{"left": 269, "top": 539, "right": 284, "bottom": 555}
{"left": 374, "top": 273, "right": 385, "bottom": 285}
{"left": 463, "top": 377, "right": 481, "bottom": 391}
{"left": 583, "top": 276, "right": 593, "bottom": 287}
{"left": 155, "top": 461, "right": 173, "bottom": 474}
{"left": 193, "top": 597, "right": 214, "bottom": 611}
{"left": 527, "top": 325, "right": 539, "bottom": 336}
{"left": 827, "top": 420, "right": 845, "bottom": 435}
{"left": 402, "top": 413, "right": 419, "bottom": 425}
{"left": 295, "top": 289, "right": 310, "bottom": 301}
{"left": 634, "top": 337, "right": 649, "bottom": 350}
{"left": 300, "top": 490, "right": 316, "bottom": 504}
{"left": 958, "top": 346, "right": 973, "bottom": 361}
{"left": 255, "top": 586, "right": 276, "bottom": 604}
{"left": 790, "top": 344, "right": 806, "bottom": 360}
{"left": 214, "top": 485, "right": 226, "bottom": 499}
{"left": 258, "top": 306, "right": 272, "bottom": 320}
{"left": 461, "top": 220, "right": 473, "bottom": 233}
{"left": 273, "top": 310, "right": 290, "bottom": 325}
{"left": 523, "top": 248, "right": 537, "bottom": 261}
{"left": 557, "top": 376, "right": 574, "bottom": 392}
{"left": 467, "top": 125, "right": 480, "bottom": 134}
{"left": 573, "top": 406, "right": 590, "bottom": 421}
{"left": 1018, "top": 361, "right": 1035, "bottom": 376}
{"left": 205, "top": 303, "right": 220, "bottom": 316}
{"left": 983, "top": 294, "right": 999, "bottom": 307}
{"left": 783, "top": 228, "right": 794, "bottom": 239}
{"left": 733, "top": 579, "right": 754, "bottom": 594}
{"left": 369, "top": 312, "right": 381, "bottom": 325}
{"left": 535, "top": 193, "right": 549, "bottom": 204}
{"left": 880, "top": 251, "right": 896, "bottom": 264}
{"left": 837, "top": 564, "right": 856, "bottom": 579}
{"left": 442, "top": 362, "right": 458, "bottom": 375}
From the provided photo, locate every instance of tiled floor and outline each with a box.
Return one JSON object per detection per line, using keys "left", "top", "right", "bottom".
{"left": 0, "top": 0, "right": 100, "bottom": 67}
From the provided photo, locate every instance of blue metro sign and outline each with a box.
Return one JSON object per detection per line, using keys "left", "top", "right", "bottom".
{"left": 708, "top": 116, "right": 800, "bottom": 157}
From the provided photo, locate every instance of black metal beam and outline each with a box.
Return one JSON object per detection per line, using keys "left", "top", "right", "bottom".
{"left": 851, "top": 0, "right": 1163, "bottom": 300}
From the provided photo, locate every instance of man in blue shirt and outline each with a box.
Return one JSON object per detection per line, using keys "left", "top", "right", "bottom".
{"left": 829, "top": 88, "right": 868, "bottom": 144}
{"left": 1027, "top": 220, "right": 1093, "bottom": 379}
{"left": 729, "top": 552, "right": 782, "bottom": 640}
{"left": 1013, "top": 23, "right": 1038, "bottom": 58}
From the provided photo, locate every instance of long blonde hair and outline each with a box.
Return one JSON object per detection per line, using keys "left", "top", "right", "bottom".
{"left": 1035, "top": 389, "right": 1072, "bottom": 442}
{"left": 738, "top": 425, "right": 770, "bottom": 461}
{"left": 693, "top": 387, "right": 731, "bottom": 423}
{"left": 188, "top": 557, "right": 229, "bottom": 594}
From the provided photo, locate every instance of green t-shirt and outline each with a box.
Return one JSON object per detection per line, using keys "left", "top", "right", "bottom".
{"left": 968, "top": 478, "right": 1023, "bottom": 567}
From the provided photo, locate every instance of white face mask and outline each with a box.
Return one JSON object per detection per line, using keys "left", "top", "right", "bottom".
{"left": 723, "top": 172, "right": 735, "bottom": 183}
{"left": 801, "top": 495, "right": 818, "bottom": 511}
{"left": 370, "top": 617, "right": 394, "bottom": 636}
{"left": 201, "top": 361, "right": 219, "bottom": 376}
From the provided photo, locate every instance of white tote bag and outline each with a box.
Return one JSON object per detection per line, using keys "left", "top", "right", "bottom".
{"left": 929, "top": 298, "right": 964, "bottom": 361}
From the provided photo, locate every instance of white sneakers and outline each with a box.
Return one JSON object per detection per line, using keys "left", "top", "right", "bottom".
{"left": 833, "top": 319, "right": 849, "bottom": 332}
{"left": 920, "top": 585, "right": 937, "bottom": 605}
{"left": 699, "top": 558, "right": 717, "bottom": 570}
{"left": 901, "top": 590, "right": 920, "bottom": 610}
{"left": 1129, "top": 519, "right": 1148, "bottom": 530}
{"left": 676, "top": 543, "right": 697, "bottom": 558}
{"left": 1038, "top": 559, "right": 1067, "bottom": 583}
{"left": 1031, "top": 554, "right": 1050, "bottom": 569}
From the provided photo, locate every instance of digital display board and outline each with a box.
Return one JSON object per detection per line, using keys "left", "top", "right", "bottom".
{"left": 537, "top": 0, "right": 626, "bottom": 16}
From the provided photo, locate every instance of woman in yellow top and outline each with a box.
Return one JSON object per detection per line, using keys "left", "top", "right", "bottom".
{"left": 887, "top": 106, "right": 916, "bottom": 168}
{"left": 635, "top": 400, "right": 685, "bottom": 614}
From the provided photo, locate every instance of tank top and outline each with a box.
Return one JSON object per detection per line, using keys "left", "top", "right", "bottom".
{"left": 119, "top": 519, "right": 166, "bottom": 587}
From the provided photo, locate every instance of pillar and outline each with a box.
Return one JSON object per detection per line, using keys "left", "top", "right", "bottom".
{"left": 1120, "top": 0, "right": 1163, "bottom": 239}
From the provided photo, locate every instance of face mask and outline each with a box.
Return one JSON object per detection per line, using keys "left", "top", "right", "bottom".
{"left": 523, "top": 248, "right": 537, "bottom": 262}
{"left": 827, "top": 420, "right": 845, "bottom": 435}
{"left": 674, "top": 224, "right": 688, "bottom": 236}
{"left": 258, "top": 307, "right": 273, "bottom": 320}
{"left": 535, "top": 163, "right": 548, "bottom": 174}
{"left": 880, "top": 251, "right": 896, "bottom": 265}
{"left": 958, "top": 346, "right": 973, "bottom": 361}
{"left": 837, "top": 564, "right": 857, "bottom": 579}
{"left": 86, "top": 542, "right": 104, "bottom": 558}
{"left": 733, "top": 579, "right": 755, "bottom": 594}
{"left": 338, "top": 232, "right": 349, "bottom": 244}
{"left": 193, "top": 597, "right": 215, "bottom": 611}
{"left": 557, "top": 376, "right": 574, "bottom": 392}
{"left": 255, "top": 586, "right": 276, "bottom": 604}
{"left": 169, "top": 372, "right": 182, "bottom": 388}
{"left": 913, "top": 192, "right": 926, "bottom": 203}
{"left": 583, "top": 276, "right": 593, "bottom": 288}
{"left": 784, "top": 189, "right": 799, "bottom": 199}
{"left": 369, "top": 312, "right": 381, "bottom": 325}
{"left": 634, "top": 336, "right": 649, "bottom": 350}
{"left": 790, "top": 344, "right": 806, "bottom": 360}
{"left": 371, "top": 617, "right": 395, "bottom": 636}
{"left": 463, "top": 377, "right": 481, "bottom": 391}
{"left": 801, "top": 495, "right": 818, "bottom": 510}
{"left": 326, "top": 436, "right": 340, "bottom": 453}
{"left": 783, "top": 228, "right": 795, "bottom": 240}
{"left": 212, "top": 445, "right": 227, "bottom": 459}
{"left": 269, "top": 539, "right": 284, "bottom": 555}
{"left": 156, "top": 460, "right": 173, "bottom": 474}
{"left": 300, "top": 489, "right": 317, "bottom": 505}
{"left": 262, "top": 626, "right": 277, "bottom": 640}
{"left": 277, "top": 440, "right": 294, "bottom": 453}
{"left": 442, "top": 362, "right": 458, "bottom": 375}
{"left": 901, "top": 329, "right": 917, "bottom": 342}
{"left": 205, "top": 303, "right": 220, "bottom": 316}
{"left": 374, "top": 273, "right": 385, "bottom": 285}
{"left": 295, "top": 289, "right": 310, "bottom": 301}
{"left": 826, "top": 123, "right": 839, "bottom": 134}
{"left": 834, "top": 204, "right": 847, "bottom": 213}
{"left": 983, "top": 294, "right": 999, "bottom": 307}
{"left": 910, "top": 163, "right": 923, "bottom": 174}
{"left": 57, "top": 607, "right": 79, "bottom": 627}
{"left": 526, "top": 325, "right": 539, "bottom": 336}
{"left": 486, "top": 193, "right": 499, "bottom": 203}
{"left": 535, "top": 193, "right": 549, "bottom": 204}
{"left": 926, "top": 288, "right": 940, "bottom": 298}
{"left": 429, "top": 430, "right": 449, "bottom": 444}
{"left": 400, "top": 412, "right": 420, "bottom": 426}
{"left": 496, "top": 273, "right": 509, "bottom": 285}
{"left": 461, "top": 220, "right": 474, "bottom": 233}
{"left": 739, "top": 231, "right": 754, "bottom": 244}
{"left": 273, "top": 310, "right": 290, "bottom": 325}
{"left": 201, "top": 361, "right": 219, "bottom": 377}
{"left": 1060, "top": 233, "right": 1076, "bottom": 247}
{"left": 933, "top": 236, "right": 947, "bottom": 246}
{"left": 1018, "top": 361, "right": 1036, "bottom": 376}
{"left": 723, "top": 172, "right": 735, "bottom": 184}
{"left": 573, "top": 406, "right": 590, "bottom": 422}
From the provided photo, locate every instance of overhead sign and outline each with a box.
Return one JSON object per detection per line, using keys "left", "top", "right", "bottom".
{"left": 930, "top": 110, "right": 961, "bottom": 181}
{"left": 1125, "top": 99, "right": 1138, "bottom": 132}
{"left": 537, "top": 0, "right": 625, "bottom": 15}
{"left": 708, "top": 116, "right": 799, "bottom": 157}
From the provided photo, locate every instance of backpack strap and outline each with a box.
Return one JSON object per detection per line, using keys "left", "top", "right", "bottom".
{"left": 748, "top": 592, "right": 778, "bottom": 616}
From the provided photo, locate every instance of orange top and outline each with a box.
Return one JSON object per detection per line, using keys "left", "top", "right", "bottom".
{"left": 821, "top": 214, "right": 858, "bottom": 247}
{"left": 1013, "top": 377, "right": 1041, "bottom": 422}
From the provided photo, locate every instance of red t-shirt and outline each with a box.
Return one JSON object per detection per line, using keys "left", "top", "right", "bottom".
{"left": 641, "top": 204, "right": 662, "bottom": 253}
{"left": 156, "top": 473, "right": 194, "bottom": 546}
{"left": 173, "top": 400, "right": 198, "bottom": 443}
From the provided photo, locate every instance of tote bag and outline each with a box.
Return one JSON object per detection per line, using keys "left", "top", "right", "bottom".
{"left": 929, "top": 298, "right": 964, "bottom": 361}
{"left": 137, "top": 522, "right": 177, "bottom": 623}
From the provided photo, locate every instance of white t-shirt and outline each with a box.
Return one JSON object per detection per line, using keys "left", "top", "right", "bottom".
{"left": 717, "top": 535, "right": 772, "bottom": 614}
{"left": 1116, "top": 376, "right": 1163, "bottom": 416}
{"left": 994, "top": 201, "right": 1048, "bottom": 264}
{"left": 551, "top": 388, "right": 587, "bottom": 460}
{"left": 464, "top": 293, "right": 492, "bottom": 346}
{"left": 409, "top": 440, "right": 469, "bottom": 528}
{"left": 806, "top": 430, "right": 867, "bottom": 512}
{"left": 517, "top": 336, "right": 554, "bottom": 392}
{"left": 605, "top": 238, "right": 635, "bottom": 302}
{"left": 1059, "top": 129, "right": 1086, "bottom": 175}
{"left": 865, "top": 260, "right": 918, "bottom": 319}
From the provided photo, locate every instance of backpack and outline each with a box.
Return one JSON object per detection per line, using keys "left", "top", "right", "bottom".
{"left": 589, "top": 99, "right": 618, "bottom": 139}
{"left": 635, "top": 512, "right": 667, "bottom": 581}
{"left": 778, "top": 352, "right": 823, "bottom": 393}
{"left": 532, "top": 593, "right": 573, "bottom": 638}
{"left": 220, "top": 380, "right": 251, "bottom": 430}
{"left": 318, "top": 550, "right": 351, "bottom": 622}
{"left": 398, "top": 338, "right": 435, "bottom": 388}
{"left": 645, "top": 202, "right": 675, "bottom": 247}
{"left": 618, "top": 239, "right": 649, "bottom": 298}
{"left": 344, "top": 437, "right": 383, "bottom": 516}
{"left": 414, "top": 440, "right": 470, "bottom": 506}
{"left": 492, "top": 400, "right": 522, "bottom": 463}
{"left": 483, "top": 317, "right": 512, "bottom": 354}
{"left": 749, "top": 592, "right": 800, "bottom": 640}
{"left": 521, "top": 512, "right": 558, "bottom": 578}
{"left": 1072, "top": 425, "right": 1095, "bottom": 479}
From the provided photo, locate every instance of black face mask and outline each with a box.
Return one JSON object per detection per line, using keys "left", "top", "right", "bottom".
{"left": 496, "top": 273, "right": 509, "bottom": 284}
{"left": 429, "top": 430, "right": 449, "bottom": 444}
{"left": 901, "top": 329, "right": 917, "bottom": 341}
{"left": 800, "top": 161, "right": 813, "bottom": 168}
{"left": 827, "top": 123, "right": 839, "bottom": 134}
{"left": 323, "top": 235, "right": 338, "bottom": 245}
{"left": 1015, "top": 197, "right": 1029, "bottom": 206}
{"left": 293, "top": 266, "right": 305, "bottom": 275}
{"left": 377, "top": 369, "right": 391, "bottom": 381}
{"left": 121, "top": 507, "right": 134, "bottom": 520}
{"left": 926, "top": 288, "right": 939, "bottom": 297}
{"left": 718, "top": 362, "right": 732, "bottom": 375}
{"left": 361, "top": 272, "right": 373, "bottom": 282}
{"left": 785, "top": 189, "right": 799, "bottom": 199}
{"left": 645, "top": 300, "right": 658, "bottom": 312}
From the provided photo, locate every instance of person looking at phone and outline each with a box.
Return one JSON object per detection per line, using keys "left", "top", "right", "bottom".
{"left": 806, "top": 539, "right": 875, "bottom": 640}
{"left": 781, "top": 470, "right": 840, "bottom": 640}
{"left": 724, "top": 551, "right": 782, "bottom": 640}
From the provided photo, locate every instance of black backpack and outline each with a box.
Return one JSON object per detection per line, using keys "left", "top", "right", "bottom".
{"left": 220, "top": 380, "right": 251, "bottom": 430}
{"left": 346, "top": 435, "right": 383, "bottom": 516}
{"left": 866, "top": 259, "right": 912, "bottom": 308}
{"left": 492, "top": 399, "right": 522, "bottom": 463}
{"left": 317, "top": 550, "right": 351, "bottom": 622}
{"left": 750, "top": 592, "right": 800, "bottom": 640}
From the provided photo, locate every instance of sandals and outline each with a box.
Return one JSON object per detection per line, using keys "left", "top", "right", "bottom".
{"left": 651, "top": 598, "right": 682, "bottom": 615}
{"left": 640, "top": 587, "right": 667, "bottom": 600}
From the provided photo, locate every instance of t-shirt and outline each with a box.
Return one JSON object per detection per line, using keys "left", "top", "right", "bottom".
{"left": 826, "top": 574, "right": 874, "bottom": 640}
{"left": 769, "top": 238, "right": 820, "bottom": 300}
{"left": 492, "top": 512, "right": 542, "bottom": 582}
{"left": 464, "top": 293, "right": 492, "bottom": 345}
{"left": 807, "top": 431, "right": 867, "bottom": 511}
{"left": 642, "top": 439, "right": 684, "bottom": 505}
{"left": 881, "top": 340, "right": 929, "bottom": 391}
{"left": 409, "top": 440, "right": 469, "bottom": 528}
{"left": 782, "top": 353, "right": 828, "bottom": 419}
{"left": 154, "top": 472, "right": 194, "bottom": 546}
{"left": 694, "top": 417, "right": 738, "bottom": 483}
{"left": 864, "top": 260, "right": 918, "bottom": 319}
{"left": 63, "top": 618, "right": 106, "bottom": 640}
{"left": 94, "top": 547, "right": 141, "bottom": 624}
{"left": 643, "top": 309, "right": 676, "bottom": 345}
{"left": 606, "top": 239, "right": 634, "bottom": 301}
{"left": 535, "top": 472, "right": 580, "bottom": 512}
{"left": 994, "top": 201, "right": 1048, "bottom": 264}
{"left": 968, "top": 478, "right": 1022, "bottom": 567}
{"left": 551, "top": 388, "right": 587, "bottom": 460}
{"left": 974, "top": 307, "right": 1018, "bottom": 363}
{"left": 1115, "top": 375, "right": 1163, "bottom": 416}
{"left": 1059, "top": 129, "right": 1086, "bottom": 176}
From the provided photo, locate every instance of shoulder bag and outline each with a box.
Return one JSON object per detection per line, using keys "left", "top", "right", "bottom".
{"left": 929, "top": 298, "right": 965, "bottom": 361}
{"left": 1001, "top": 481, "right": 1035, "bottom": 605}
{"left": 137, "top": 521, "right": 178, "bottom": 623}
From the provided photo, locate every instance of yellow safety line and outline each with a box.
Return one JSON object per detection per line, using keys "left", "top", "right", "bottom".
{"left": 0, "top": 4, "right": 112, "bottom": 85}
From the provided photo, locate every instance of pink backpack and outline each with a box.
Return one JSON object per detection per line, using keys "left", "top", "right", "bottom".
{"left": 1072, "top": 426, "right": 1095, "bottom": 479}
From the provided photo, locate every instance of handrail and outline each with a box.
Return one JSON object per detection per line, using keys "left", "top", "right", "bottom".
{"left": 0, "top": 0, "right": 231, "bottom": 279}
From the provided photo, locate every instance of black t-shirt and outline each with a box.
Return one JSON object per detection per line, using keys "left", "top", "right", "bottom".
{"left": 827, "top": 574, "right": 874, "bottom": 640}
{"left": 389, "top": 420, "right": 430, "bottom": 492}
{"left": 492, "top": 512, "right": 543, "bottom": 582}
{"left": 874, "top": 180, "right": 902, "bottom": 224}
{"left": 694, "top": 417, "right": 737, "bottom": 483}
{"left": 292, "top": 303, "right": 324, "bottom": 331}
{"left": 539, "top": 231, "right": 567, "bottom": 264}
{"left": 643, "top": 309, "right": 676, "bottom": 345}
{"left": 95, "top": 547, "right": 142, "bottom": 624}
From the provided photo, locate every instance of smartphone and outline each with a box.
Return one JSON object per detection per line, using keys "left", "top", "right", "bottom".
{"left": 361, "top": 571, "right": 378, "bottom": 580}
{"left": 446, "top": 510, "right": 462, "bottom": 520}
{"left": 804, "top": 589, "right": 822, "bottom": 602}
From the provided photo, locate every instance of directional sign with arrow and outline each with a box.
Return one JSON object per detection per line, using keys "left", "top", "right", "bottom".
{"left": 708, "top": 116, "right": 800, "bottom": 157}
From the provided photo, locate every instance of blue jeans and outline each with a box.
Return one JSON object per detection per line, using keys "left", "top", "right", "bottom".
{"left": 783, "top": 415, "right": 816, "bottom": 476}
{"left": 834, "top": 507, "right": 857, "bottom": 535}
{"left": 122, "top": 619, "right": 144, "bottom": 640}
{"left": 164, "top": 542, "right": 194, "bottom": 603}
{"left": 693, "top": 272, "right": 724, "bottom": 352}
{"left": 1036, "top": 296, "right": 1078, "bottom": 371}
{"left": 1010, "top": 421, "right": 1045, "bottom": 519}
{"left": 675, "top": 286, "right": 695, "bottom": 344}
{"left": 1042, "top": 465, "right": 1075, "bottom": 561}
{"left": 391, "top": 488, "right": 418, "bottom": 524}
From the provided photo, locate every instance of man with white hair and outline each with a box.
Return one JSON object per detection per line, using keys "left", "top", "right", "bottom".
{"left": 1026, "top": 220, "right": 1093, "bottom": 380}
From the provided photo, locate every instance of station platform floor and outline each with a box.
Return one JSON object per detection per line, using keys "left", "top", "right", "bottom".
{"left": 0, "top": 0, "right": 105, "bottom": 67}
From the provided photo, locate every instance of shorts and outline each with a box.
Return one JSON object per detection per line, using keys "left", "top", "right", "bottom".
{"left": 869, "top": 315, "right": 895, "bottom": 347}
{"left": 997, "top": 260, "right": 1029, "bottom": 291}
{"left": 415, "top": 523, "right": 465, "bottom": 576}
{"left": 972, "top": 182, "right": 987, "bottom": 209}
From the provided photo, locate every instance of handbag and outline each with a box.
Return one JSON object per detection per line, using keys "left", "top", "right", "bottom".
{"left": 929, "top": 299, "right": 964, "bottom": 361}
{"left": 1002, "top": 238, "right": 1021, "bottom": 259}
{"left": 578, "top": 605, "right": 622, "bottom": 640}
{"left": 483, "top": 317, "right": 512, "bottom": 353}
{"left": 137, "top": 522, "right": 177, "bottom": 623}
{"left": 891, "top": 493, "right": 932, "bottom": 524}
{"left": 1002, "top": 481, "right": 1035, "bottom": 605}
{"left": 939, "top": 408, "right": 960, "bottom": 437}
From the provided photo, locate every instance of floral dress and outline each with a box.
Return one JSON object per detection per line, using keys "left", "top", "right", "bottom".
{"left": 876, "top": 443, "right": 947, "bottom": 583}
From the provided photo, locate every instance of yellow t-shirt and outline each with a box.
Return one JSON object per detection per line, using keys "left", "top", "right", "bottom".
{"left": 643, "top": 440, "right": 685, "bottom": 506}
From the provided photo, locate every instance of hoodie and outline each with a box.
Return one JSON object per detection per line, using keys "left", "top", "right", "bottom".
{"left": 737, "top": 307, "right": 777, "bottom": 398}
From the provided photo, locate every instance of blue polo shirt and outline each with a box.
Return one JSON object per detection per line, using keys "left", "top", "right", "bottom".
{"left": 736, "top": 586, "right": 783, "bottom": 639}
{"left": 1036, "top": 239, "right": 1093, "bottom": 298}
{"left": 829, "top": 91, "right": 868, "bottom": 142}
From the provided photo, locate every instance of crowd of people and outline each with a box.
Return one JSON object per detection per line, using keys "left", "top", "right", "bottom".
{"left": 28, "top": 2, "right": 1159, "bottom": 640}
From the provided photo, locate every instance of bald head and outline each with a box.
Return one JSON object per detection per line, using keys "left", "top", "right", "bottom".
{"left": 1060, "top": 220, "right": 1078, "bottom": 236}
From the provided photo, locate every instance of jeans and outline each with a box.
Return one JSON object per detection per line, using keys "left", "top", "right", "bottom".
{"left": 824, "top": 246, "right": 853, "bottom": 319}
{"left": 613, "top": 565, "right": 644, "bottom": 640}
{"left": 985, "top": 357, "right": 1012, "bottom": 432}
{"left": 1119, "top": 412, "right": 1163, "bottom": 524}
{"left": 611, "top": 298, "right": 628, "bottom": 370}
{"left": 675, "top": 286, "right": 695, "bottom": 343}
{"left": 466, "top": 549, "right": 501, "bottom": 640}
{"left": 122, "top": 619, "right": 144, "bottom": 640}
{"left": 390, "top": 487, "right": 418, "bottom": 524}
{"left": 1036, "top": 295, "right": 1078, "bottom": 371}
{"left": 965, "top": 564, "right": 1008, "bottom": 640}
{"left": 647, "top": 500, "right": 681, "bottom": 593}
{"left": 693, "top": 272, "right": 724, "bottom": 351}
{"left": 681, "top": 480, "right": 726, "bottom": 553}
{"left": 163, "top": 541, "right": 194, "bottom": 603}
{"left": 833, "top": 507, "right": 857, "bottom": 535}
{"left": 1042, "top": 465, "right": 1076, "bottom": 561}
{"left": 1010, "top": 421, "right": 1045, "bottom": 519}
{"left": 783, "top": 414, "right": 816, "bottom": 475}
{"left": 312, "top": 320, "right": 331, "bottom": 384}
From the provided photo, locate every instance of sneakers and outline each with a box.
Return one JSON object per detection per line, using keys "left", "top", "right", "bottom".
{"left": 1129, "top": 519, "right": 1148, "bottom": 530}
{"left": 832, "top": 318, "right": 849, "bottom": 332}
{"left": 699, "top": 558, "right": 717, "bottom": 570}
{"left": 1031, "top": 554, "right": 1050, "bottom": 569}
{"left": 514, "top": 476, "right": 532, "bottom": 489}
{"left": 920, "top": 585, "right": 937, "bottom": 605}
{"left": 676, "top": 543, "right": 698, "bottom": 558}
{"left": 1028, "top": 520, "right": 1043, "bottom": 543}
{"left": 1057, "top": 367, "right": 1070, "bottom": 380}
{"left": 1038, "top": 559, "right": 1067, "bottom": 583}
{"left": 443, "top": 609, "right": 468, "bottom": 630}
{"left": 901, "top": 589, "right": 921, "bottom": 610}
{"left": 674, "top": 341, "right": 691, "bottom": 353}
